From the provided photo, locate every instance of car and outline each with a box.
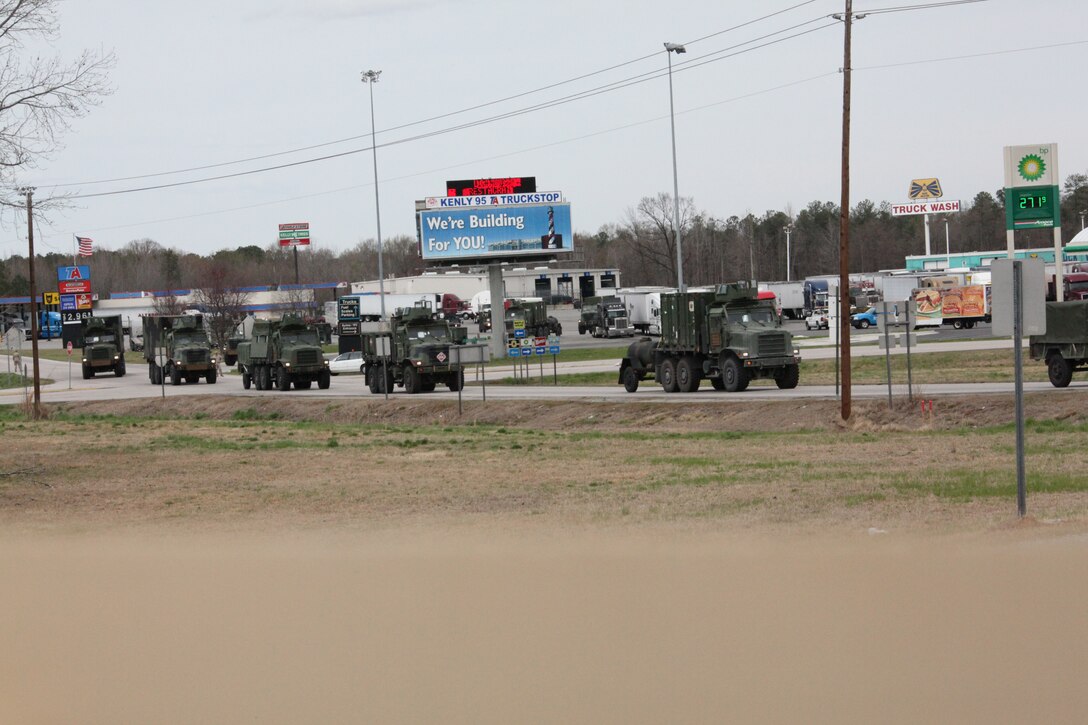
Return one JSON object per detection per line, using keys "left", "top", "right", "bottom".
{"left": 851, "top": 307, "right": 879, "bottom": 329}
{"left": 803, "top": 312, "right": 829, "bottom": 330}
{"left": 328, "top": 350, "right": 365, "bottom": 375}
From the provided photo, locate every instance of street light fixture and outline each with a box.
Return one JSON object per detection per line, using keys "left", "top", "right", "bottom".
{"left": 362, "top": 68, "right": 389, "bottom": 399}
{"left": 664, "top": 42, "right": 686, "bottom": 291}
{"left": 782, "top": 224, "right": 793, "bottom": 281}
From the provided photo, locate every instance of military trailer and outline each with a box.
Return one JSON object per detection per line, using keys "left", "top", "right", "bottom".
{"left": 362, "top": 305, "right": 468, "bottom": 394}
{"left": 236, "top": 315, "right": 331, "bottom": 391}
{"left": 79, "top": 316, "right": 126, "bottom": 379}
{"left": 578, "top": 295, "right": 633, "bottom": 338}
{"left": 1030, "top": 300, "right": 1088, "bottom": 388}
{"left": 504, "top": 298, "right": 562, "bottom": 338}
{"left": 618, "top": 282, "right": 800, "bottom": 393}
{"left": 142, "top": 314, "right": 217, "bottom": 385}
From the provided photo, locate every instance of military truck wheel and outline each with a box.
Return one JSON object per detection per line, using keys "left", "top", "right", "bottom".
{"left": 403, "top": 364, "right": 421, "bottom": 394}
{"left": 115, "top": 359, "right": 126, "bottom": 377}
{"left": 295, "top": 379, "right": 312, "bottom": 390}
{"left": 169, "top": 364, "right": 182, "bottom": 386}
{"left": 1047, "top": 354, "right": 1073, "bottom": 388}
{"left": 225, "top": 355, "right": 237, "bottom": 366}
{"left": 242, "top": 371, "right": 251, "bottom": 389}
{"left": 447, "top": 370, "right": 464, "bottom": 392}
{"left": 710, "top": 377, "right": 726, "bottom": 391}
{"left": 578, "top": 322, "right": 586, "bottom": 335}
{"left": 276, "top": 367, "right": 291, "bottom": 391}
{"left": 775, "top": 364, "right": 800, "bottom": 390}
{"left": 676, "top": 357, "right": 699, "bottom": 393}
{"left": 659, "top": 358, "right": 679, "bottom": 393}
{"left": 318, "top": 369, "right": 331, "bottom": 390}
{"left": 150, "top": 363, "right": 162, "bottom": 385}
{"left": 622, "top": 367, "right": 640, "bottom": 393}
{"left": 722, "top": 357, "right": 749, "bottom": 393}
{"left": 185, "top": 373, "right": 198, "bottom": 384}
{"left": 206, "top": 368, "right": 217, "bottom": 384}
{"left": 82, "top": 363, "right": 92, "bottom": 380}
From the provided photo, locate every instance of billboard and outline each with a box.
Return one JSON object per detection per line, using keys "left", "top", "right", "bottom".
{"left": 419, "top": 203, "right": 572, "bottom": 261}
{"left": 446, "top": 177, "right": 535, "bottom": 196}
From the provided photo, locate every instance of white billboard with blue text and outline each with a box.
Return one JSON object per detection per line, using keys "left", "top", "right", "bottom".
{"left": 419, "top": 203, "right": 572, "bottom": 261}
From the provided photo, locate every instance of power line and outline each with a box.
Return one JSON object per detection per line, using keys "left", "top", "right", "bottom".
{"left": 855, "top": 37, "right": 1088, "bottom": 70}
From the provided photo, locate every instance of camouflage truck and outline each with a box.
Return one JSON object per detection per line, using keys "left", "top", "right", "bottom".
{"left": 362, "top": 305, "right": 468, "bottom": 394}
{"left": 578, "top": 295, "right": 633, "bottom": 338}
{"left": 236, "top": 315, "right": 331, "bottom": 391}
{"left": 619, "top": 281, "right": 800, "bottom": 393}
{"left": 1030, "top": 300, "right": 1088, "bottom": 388}
{"left": 142, "top": 314, "right": 217, "bottom": 385}
{"left": 503, "top": 298, "right": 562, "bottom": 338}
{"left": 79, "top": 315, "right": 126, "bottom": 379}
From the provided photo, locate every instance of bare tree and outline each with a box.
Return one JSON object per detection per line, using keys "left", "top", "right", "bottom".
{"left": 191, "top": 260, "right": 249, "bottom": 351}
{"left": 151, "top": 293, "right": 187, "bottom": 316}
{"left": 0, "top": 0, "right": 114, "bottom": 198}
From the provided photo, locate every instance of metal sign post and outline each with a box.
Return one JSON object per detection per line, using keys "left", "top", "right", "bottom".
{"left": 375, "top": 335, "right": 391, "bottom": 401}
{"left": 67, "top": 341, "right": 72, "bottom": 389}
{"left": 450, "top": 344, "right": 490, "bottom": 415}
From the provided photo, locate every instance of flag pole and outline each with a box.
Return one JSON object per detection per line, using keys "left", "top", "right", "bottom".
{"left": 72, "top": 234, "right": 77, "bottom": 266}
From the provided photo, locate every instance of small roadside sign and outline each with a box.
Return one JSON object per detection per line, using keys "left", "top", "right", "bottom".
{"left": 42, "top": 292, "right": 59, "bottom": 305}
{"left": 548, "top": 345, "right": 560, "bottom": 355}
{"left": 514, "top": 328, "right": 526, "bottom": 338}
{"left": 66, "top": 341, "right": 73, "bottom": 356}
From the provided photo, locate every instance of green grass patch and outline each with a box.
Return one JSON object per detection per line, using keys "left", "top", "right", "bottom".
{"left": 893, "top": 468, "right": 1088, "bottom": 500}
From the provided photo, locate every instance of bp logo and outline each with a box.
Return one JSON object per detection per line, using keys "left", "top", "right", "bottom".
{"left": 1017, "top": 154, "right": 1046, "bottom": 182}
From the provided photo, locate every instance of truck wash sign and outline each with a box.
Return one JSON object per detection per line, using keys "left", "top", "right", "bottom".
{"left": 419, "top": 203, "right": 573, "bottom": 261}
{"left": 891, "top": 200, "right": 961, "bottom": 216}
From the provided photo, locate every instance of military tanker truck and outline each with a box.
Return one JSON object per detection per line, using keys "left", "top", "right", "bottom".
{"left": 618, "top": 281, "right": 800, "bottom": 393}
{"left": 361, "top": 304, "right": 468, "bottom": 394}
{"left": 504, "top": 298, "right": 562, "bottom": 338}
{"left": 236, "top": 315, "right": 331, "bottom": 391}
{"left": 143, "top": 314, "right": 217, "bottom": 385}
{"left": 79, "top": 315, "right": 126, "bottom": 379}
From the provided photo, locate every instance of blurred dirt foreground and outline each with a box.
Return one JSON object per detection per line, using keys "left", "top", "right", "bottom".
{"left": 1, "top": 394, "right": 1087, "bottom": 724}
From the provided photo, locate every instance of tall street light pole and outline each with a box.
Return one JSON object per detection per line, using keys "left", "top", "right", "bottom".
{"left": 665, "top": 42, "right": 686, "bottom": 292}
{"left": 783, "top": 223, "right": 793, "bottom": 281}
{"left": 361, "top": 70, "right": 386, "bottom": 320}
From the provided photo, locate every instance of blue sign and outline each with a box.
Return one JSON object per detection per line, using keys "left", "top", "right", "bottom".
{"left": 548, "top": 345, "right": 560, "bottom": 355}
{"left": 60, "top": 294, "right": 77, "bottom": 311}
{"left": 57, "top": 265, "right": 90, "bottom": 282}
{"left": 514, "top": 329, "right": 525, "bottom": 338}
{"left": 535, "top": 346, "right": 546, "bottom": 356}
{"left": 507, "top": 347, "right": 521, "bottom": 358}
{"left": 419, "top": 203, "right": 573, "bottom": 260}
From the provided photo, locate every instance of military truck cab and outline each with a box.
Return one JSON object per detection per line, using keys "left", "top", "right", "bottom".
{"left": 80, "top": 316, "right": 126, "bottom": 379}
{"left": 143, "top": 314, "right": 218, "bottom": 385}
{"left": 237, "top": 315, "right": 331, "bottom": 391}
{"left": 362, "top": 305, "right": 467, "bottom": 394}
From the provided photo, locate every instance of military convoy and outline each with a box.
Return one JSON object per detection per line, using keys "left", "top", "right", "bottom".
{"left": 236, "top": 315, "right": 331, "bottom": 391}
{"left": 361, "top": 304, "right": 467, "bottom": 394}
{"left": 619, "top": 282, "right": 800, "bottom": 393}
{"left": 578, "top": 295, "right": 633, "bottom": 338}
{"left": 142, "top": 314, "right": 218, "bottom": 385}
{"left": 80, "top": 316, "right": 126, "bottom": 379}
{"left": 503, "top": 298, "right": 562, "bottom": 338}
{"left": 1030, "top": 300, "right": 1088, "bottom": 387}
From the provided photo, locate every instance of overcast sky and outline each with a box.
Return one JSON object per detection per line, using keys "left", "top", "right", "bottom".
{"left": 7, "top": 0, "right": 1087, "bottom": 261}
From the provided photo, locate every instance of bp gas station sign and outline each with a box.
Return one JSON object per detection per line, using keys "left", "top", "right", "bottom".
{"left": 1004, "top": 144, "right": 1060, "bottom": 230}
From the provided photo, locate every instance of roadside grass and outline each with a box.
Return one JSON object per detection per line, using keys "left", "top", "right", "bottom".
{"left": 0, "top": 372, "right": 55, "bottom": 389}
{"left": 15, "top": 349, "right": 144, "bottom": 364}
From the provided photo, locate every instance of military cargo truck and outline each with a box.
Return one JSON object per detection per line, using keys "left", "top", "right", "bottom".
{"left": 504, "top": 298, "right": 562, "bottom": 338}
{"left": 143, "top": 314, "right": 217, "bottom": 385}
{"left": 1030, "top": 300, "right": 1088, "bottom": 387}
{"left": 361, "top": 305, "right": 468, "bottom": 394}
{"left": 79, "top": 316, "right": 126, "bottom": 379}
{"left": 618, "top": 282, "right": 800, "bottom": 393}
{"left": 236, "top": 315, "right": 331, "bottom": 391}
{"left": 578, "top": 296, "right": 633, "bottom": 338}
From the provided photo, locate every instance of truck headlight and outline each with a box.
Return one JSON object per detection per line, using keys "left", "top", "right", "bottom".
{"left": 793, "top": 348, "right": 799, "bottom": 355}
{"left": 285, "top": 362, "right": 291, "bottom": 368}
{"left": 740, "top": 351, "right": 749, "bottom": 358}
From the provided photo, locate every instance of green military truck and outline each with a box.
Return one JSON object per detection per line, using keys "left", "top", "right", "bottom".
{"left": 143, "top": 314, "right": 217, "bottom": 385}
{"left": 618, "top": 282, "right": 800, "bottom": 393}
{"left": 80, "top": 316, "right": 126, "bottom": 379}
{"left": 504, "top": 298, "right": 562, "bottom": 338}
{"left": 362, "top": 305, "right": 468, "bottom": 394}
{"left": 1030, "top": 300, "right": 1088, "bottom": 388}
{"left": 578, "top": 295, "right": 633, "bottom": 338}
{"left": 236, "top": 315, "right": 331, "bottom": 391}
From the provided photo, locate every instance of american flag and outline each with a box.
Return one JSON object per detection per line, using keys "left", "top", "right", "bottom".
{"left": 76, "top": 236, "right": 93, "bottom": 257}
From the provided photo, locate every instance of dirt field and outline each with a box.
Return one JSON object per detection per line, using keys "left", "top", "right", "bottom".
{"left": 2, "top": 393, "right": 1087, "bottom": 723}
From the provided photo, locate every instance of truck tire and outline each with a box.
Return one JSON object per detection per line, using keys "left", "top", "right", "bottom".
{"left": 622, "top": 367, "right": 640, "bottom": 393}
{"left": 659, "top": 358, "right": 679, "bottom": 393}
{"left": 206, "top": 368, "right": 217, "bottom": 384}
{"left": 318, "top": 369, "right": 331, "bottom": 390}
{"left": 676, "top": 357, "right": 699, "bottom": 393}
{"left": 775, "top": 364, "right": 800, "bottom": 390}
{"left": 276, "top": 367, "right": 291, "bottom": 391}
{"left": 149, "top": 363, "right": 161, "bottom": 385}
{"left": 1047, "top": 354, "right": 1073, "bottom": 388}
{"left": 225, "top": 354, "right": 238, "bottom": 366}
{"left": 82, "top": 363, "right": 92, "bottom": 380}
{"left": 952, "top": 320, "right": 964, "bottom": 330}
{"left": 169, "top": 364, "right": 182, "bottom": 386}
{"left": 447, "top": 370, "right": 464, "bottom": 392}
{"left": 403, "top": 364, "right": 421, "bottom": 394}
{"left": 722, "top": 357, "right": 749, "bottom": 393}
{"left": 242, "top": 371, "right": 251, "bottom": 389}
{"left": 578, "top": 322, "right": 586, "bottom": 335}
{"left": 115, "top": 359, "right": 126, "bottom": 377}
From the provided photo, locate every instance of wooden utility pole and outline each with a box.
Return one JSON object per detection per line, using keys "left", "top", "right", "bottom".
{"left": 838, "top": 0, "right": 854, "bottom": 421}
{"left": 21, "top": 187, "right": 42, "bottom": 419}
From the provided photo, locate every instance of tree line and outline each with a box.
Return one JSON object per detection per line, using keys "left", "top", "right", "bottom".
{"left": 2, "top": 173, "right": 1087, "bottom": 299}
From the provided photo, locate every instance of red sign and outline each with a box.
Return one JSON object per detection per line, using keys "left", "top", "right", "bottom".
{"left": 66, "top": 342, "right": 73, "bottom": 356}
{"left": 59, "top": 279, "right": 92, "bottom": 294}
{"left": 76, "top": 293, "right": 92, "bottom": 310}
{"left": 446, "top": 177, "right": 536, "bottom": 197}
{"left": 534, "top": 337, "right": 547, "bottom": 347}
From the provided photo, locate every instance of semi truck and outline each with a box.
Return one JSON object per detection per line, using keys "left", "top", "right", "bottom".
{"left": 236, "top": 315, "right": 331, "bottom": 391}
{"left": 617, "top": 288, "right": 667, "bottom": 334}
{"left": 80, "top": 316, "right": 126, "bottom": 379}
{"left": 758, "top": 281, "right": 805, "bottom": 319}
{"left": 142, "top": 314, "right": 217, "bottom": 385}
{"left": 618, "top": 282, "right": 800, "bottom": 393}
{"left": 577, "top": 295, "right": 633, "bottom": 338}
{"left": 1030, "top": 300, "right": 1088, "bottom": 387}
{"left": 361, "top": 304, "right": 467, "bottom": 394}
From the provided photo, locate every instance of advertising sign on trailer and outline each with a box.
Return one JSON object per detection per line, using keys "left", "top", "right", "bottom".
{"left": 419, "top": 203, "right": 573, "bottom": 261}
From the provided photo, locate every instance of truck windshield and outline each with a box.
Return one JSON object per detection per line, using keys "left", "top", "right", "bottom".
{"left": 726, "top": 307, "right": 776, "bottom": 325}
{"left": 174, "top": 332, "right": 207, "bottom": 346}
{"left": 606, "top": 309, "right": 625, "bottom": 320}
{"left": 281, "top": 332, "right": 319, "bottom": 345}
{"left": 416, "top": 326, "right": 450, "bottom": 340}
{"left": 86, "top": 334, "right": 115, "bottom": 343}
